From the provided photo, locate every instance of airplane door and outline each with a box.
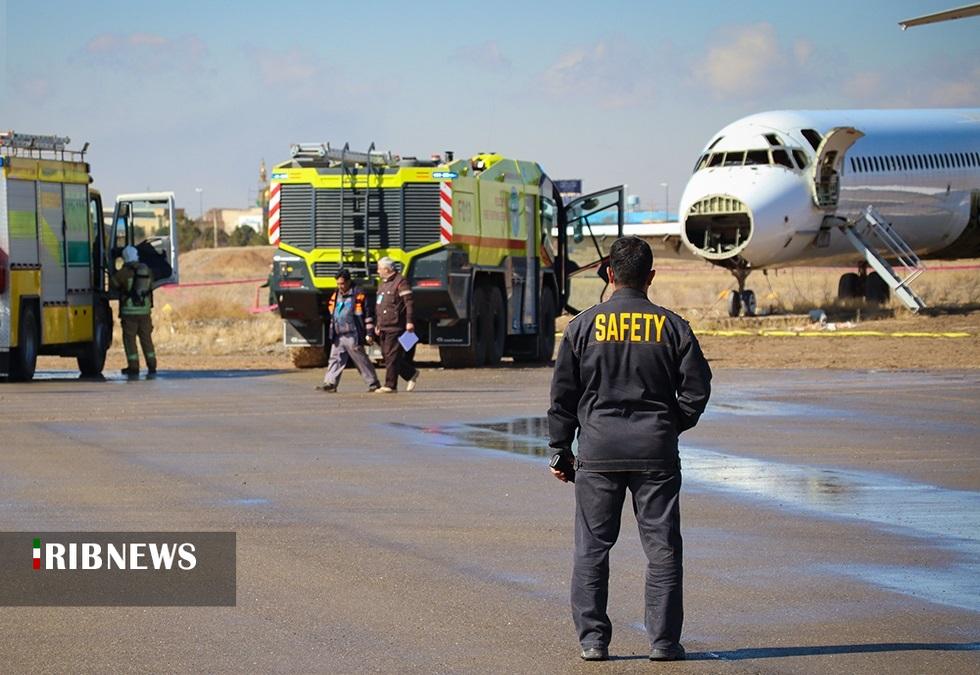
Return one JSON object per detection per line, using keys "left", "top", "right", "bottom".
{"left": 810, "top": 127, "right": 864, "bottom": 209}
{"left": 109, "top": 192, "right": 180, "bottom": 288}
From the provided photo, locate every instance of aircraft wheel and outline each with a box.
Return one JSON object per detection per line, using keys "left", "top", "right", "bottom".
{"left": 727, "top": 290, "right": 742, "bottom": 318}
{"left": 864, "top": 274, "right": 890, "bottom": 305}
{"left": 741, "top": 290, "right": 757, "bottom": 317}
{"left": 838, "top": 273, "right": 862, "bottom": 300}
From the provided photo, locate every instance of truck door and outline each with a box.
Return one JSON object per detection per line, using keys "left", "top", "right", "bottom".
{"left": 810, "top": 127, "right": 864, "bottom": 210}
{"left": 109, "top": 192, "right": 180, "bottom": 288}
{"left": 559, "top": 186, "right": 625, "bottom": 311}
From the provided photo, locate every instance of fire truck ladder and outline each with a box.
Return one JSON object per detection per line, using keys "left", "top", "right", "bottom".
{"left": 0, "top": 131, "right": 88, "bottom": 160}
{"left": 335, "top": 142, "right": 388, "bottom": 280}
{"left": 839, "top": 205, "right": 927, "bottom": 312}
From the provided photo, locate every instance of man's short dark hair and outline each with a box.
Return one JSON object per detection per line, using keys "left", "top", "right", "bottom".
{"left": 609, "top": 237, "right": 654, "bottom": 288}
{"left": 335, "top": 268, "right": 352, "bottom": 282}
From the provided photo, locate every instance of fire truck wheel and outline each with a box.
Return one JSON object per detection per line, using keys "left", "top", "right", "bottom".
{"left": 483, "top": 285, "right": 506, "bottom": 366}
{"left": 78, "top": 301, "right": 111, "bottom": 376}
{"left": 10, "top": 302, "right": 39, "bottom": 382}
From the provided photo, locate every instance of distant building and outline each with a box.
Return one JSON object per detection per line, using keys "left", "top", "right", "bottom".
{"left": 202, "top": 207, "right": 264, "bottom": 234}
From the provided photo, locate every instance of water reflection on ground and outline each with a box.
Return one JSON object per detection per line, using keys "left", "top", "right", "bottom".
{"left": 403, "top": 416, "right": 980, "bottom": 613}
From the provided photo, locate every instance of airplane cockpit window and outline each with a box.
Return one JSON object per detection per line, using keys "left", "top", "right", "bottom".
{"left": 694, "top": 146, "right": 813, "bottom": 173}
{"left": 772, "top": 149, "right": 793, "bottom": 168}
{"left": 800, "top": 129, "right": 822, "bottom": 151}
{"left": 707, "top": 136, "right": 724, "bottom": 150}
{"left": 723, "top": 151, "right": 746, "bottom": 166}
{"left": 764, "top": 133, "right": 783, "bottom": 146}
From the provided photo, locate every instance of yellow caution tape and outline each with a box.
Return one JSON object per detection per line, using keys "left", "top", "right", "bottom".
{"left": 697, "top": 329, "right": 972, "bottom": 338}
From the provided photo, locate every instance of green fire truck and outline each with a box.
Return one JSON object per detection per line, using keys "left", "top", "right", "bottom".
{"left": 268, "top": 143, "right": 623, "bottom": 367}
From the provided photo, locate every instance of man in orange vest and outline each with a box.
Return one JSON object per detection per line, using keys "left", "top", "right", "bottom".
{"left": 316, "top": 268, "right": 380, "bottom": 392}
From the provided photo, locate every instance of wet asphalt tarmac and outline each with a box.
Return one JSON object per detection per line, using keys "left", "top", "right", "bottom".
{"left": 1, "top": 366, "right": 978, "bottom": 673}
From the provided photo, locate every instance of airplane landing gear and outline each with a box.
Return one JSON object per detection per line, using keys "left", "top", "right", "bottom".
{"left": 727, "top": 267, "right": 756, "bottom": 317}
{"left": 837, "top": 264, "right": 891, "bottom": 304}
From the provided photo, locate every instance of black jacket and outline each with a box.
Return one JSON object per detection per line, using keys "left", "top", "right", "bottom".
{"left": 548, "top": 287, "right": 712, "bottom": 472}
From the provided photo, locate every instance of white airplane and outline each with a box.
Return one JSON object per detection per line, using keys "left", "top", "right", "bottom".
{"left": 671, "top": 108, "right": 980, "bottom": 316}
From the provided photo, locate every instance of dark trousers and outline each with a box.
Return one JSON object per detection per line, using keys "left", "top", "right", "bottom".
{"left": 121, "top": 314, "right": 156, "bottom": 371}
{"left": 572, "top": 470, "right": 683, "bottom": 651}
{"left": 379, "top": 330, "right": 417, "bottom": 390}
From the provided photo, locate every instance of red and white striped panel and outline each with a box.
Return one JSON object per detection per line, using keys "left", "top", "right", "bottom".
{"left": 268, "top": 183, "right": 281, "bottom": 246}
{"left": 439, "top": 181, "right": 453, "bottom": 245}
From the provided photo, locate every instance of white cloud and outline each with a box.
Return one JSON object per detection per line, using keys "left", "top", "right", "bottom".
{"left": 80, "top": 32, "right": 207, "bottom": 72}
{"left": 539, "top": 39, "right": 655, "bottom": 109}
{"left": 693, "top": 23, "right": 812, "bottom": 100}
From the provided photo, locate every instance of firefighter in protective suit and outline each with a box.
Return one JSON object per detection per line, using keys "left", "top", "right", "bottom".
{"left": 112, "top": 245, "right": 157, "bottom": 377}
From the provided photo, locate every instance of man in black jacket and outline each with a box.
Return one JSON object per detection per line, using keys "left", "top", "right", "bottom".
{"left": 548, "top": 236, "right": 711, "bottom": 662}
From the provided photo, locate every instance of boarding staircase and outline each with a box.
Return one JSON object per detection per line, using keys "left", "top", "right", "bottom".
{"left": 839, "top": 205, "right": 926, "bottom": 312}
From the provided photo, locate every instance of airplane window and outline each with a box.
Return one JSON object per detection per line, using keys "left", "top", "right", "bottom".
{"left": 744, "top": 150, "right": 769, "bottom": 165}
{"left": 899, "top": 156, "right": 907, "bottom": 171}
{"left": 872, "top": 157, "right": 880, "bottom": 172}
{"left": 886, "top": 156, "right": 894, "bottom": 171}
{"left": 723, "top": 151, "right": 746, "bottom": 166}
{"left": 708, "top": 153, "right": 723, "bottom": 167}
{"left": 849, "top": 158, "right": 856, "bottom": 173}
{"left": 707, "top": 136, "right": 724, "bottom": 150}
{"left": 764, "top": 134, "right": 782, "bottom": 146}
{"left": 694, "top": 154, "right": 710, "bottom": 172}
{"left": 792, "top": 150, "right": 809, "bottom": 169}
{"left": 800, "top": 129, "right": 822, "bottom": 151}
{"left": 772, "top": 149, "right": 793, "bottom": 168}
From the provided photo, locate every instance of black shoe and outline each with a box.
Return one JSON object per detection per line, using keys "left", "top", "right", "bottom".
{"left": 121, "top": 368, "right": 139, "bottom": 377}
{"left": 580, "top": 647, "right": 608, "bottom": 661}
{"left": 147, "top": 366, "right": 157, "bottom": 375}
{"left": 315, "top": 384, "right": 337, "bottom": 392}
{"left": 649, "top": 644, "right": 685, "bottom": 661}
{"left": 368, "top": 383, "right": 381, "bottom": 392}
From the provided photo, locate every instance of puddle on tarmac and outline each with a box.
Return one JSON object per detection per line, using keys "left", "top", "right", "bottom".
{"left": 407, "top": 417, "right": 980, "bottom": 613}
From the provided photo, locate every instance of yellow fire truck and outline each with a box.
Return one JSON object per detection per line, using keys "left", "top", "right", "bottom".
{"left": 0, "top": 132, "right": 179, "bottom": 381}
{"left": 269, "top": 143, "right": 624, "bottom": 367}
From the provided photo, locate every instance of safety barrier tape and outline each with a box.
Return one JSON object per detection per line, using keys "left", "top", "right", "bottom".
{"left": 696, "top": 329, "right": 972, "bottom": 338}
{"left": 157, "top": 278, "right": 267, "bottom": 290}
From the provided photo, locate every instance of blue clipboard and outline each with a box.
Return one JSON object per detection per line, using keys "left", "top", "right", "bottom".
{"left": 398, "top": 331, "right": 419, "bottom": 351}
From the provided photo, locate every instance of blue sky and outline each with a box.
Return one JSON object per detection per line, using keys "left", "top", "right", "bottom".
{"left": 2, "top": 1, "right": 978, "bottom": 215}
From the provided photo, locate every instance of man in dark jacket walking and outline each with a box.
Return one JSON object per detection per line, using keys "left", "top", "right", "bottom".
{"left": 316, "top": 268, "right": 380, "bottom": 392}
{"left": 374, "top": 256, "right": 419, "bottom": 393}
{"left": 548, "top": 236, "right": 711, "bottom": 662}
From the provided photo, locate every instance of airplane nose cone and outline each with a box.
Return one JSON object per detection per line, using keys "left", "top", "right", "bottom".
{"left": 681, "top": 194, "right": 753, "bottom": 261}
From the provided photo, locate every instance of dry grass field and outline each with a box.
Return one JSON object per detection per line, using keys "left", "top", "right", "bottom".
{"left": 67, "top": 245, "right": 979, "bottom": 373}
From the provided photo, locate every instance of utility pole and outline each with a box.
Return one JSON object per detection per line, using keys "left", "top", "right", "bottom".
{"left": 660, "top": 182, "right": 669, "bottom": 222}
{"left": 213, "top": 210, "right": 219, "bottom": 248}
